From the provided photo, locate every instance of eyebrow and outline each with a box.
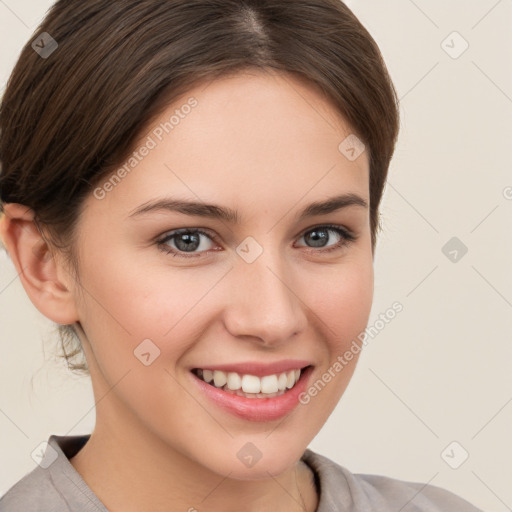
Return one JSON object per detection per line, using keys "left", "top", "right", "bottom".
{"left": 127, "top": 193, "right": 368, "bottom": 223}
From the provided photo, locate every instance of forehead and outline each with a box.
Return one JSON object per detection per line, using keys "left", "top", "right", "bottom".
{"left": 87, "top": 70, "right": 369, "bottom": 219}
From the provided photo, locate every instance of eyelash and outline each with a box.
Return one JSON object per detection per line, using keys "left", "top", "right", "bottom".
{"left": 156, "top": 224, "right": 357, "bottom": 259}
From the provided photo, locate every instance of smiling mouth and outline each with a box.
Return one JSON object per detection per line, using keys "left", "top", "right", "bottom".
{"left": 191, "top": 365, "right": 312, "bottom": 399}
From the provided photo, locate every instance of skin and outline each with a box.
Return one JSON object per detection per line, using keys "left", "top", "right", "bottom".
{"left": 0, "top": 69, "right": 374, "bottom": 512}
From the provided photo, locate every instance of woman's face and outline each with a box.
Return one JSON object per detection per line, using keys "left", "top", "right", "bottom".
{"left": 68, "top": 70, "right": 374, "bottom": 478}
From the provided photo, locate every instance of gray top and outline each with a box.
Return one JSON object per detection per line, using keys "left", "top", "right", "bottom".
{"left": 0, "top": 434, "right": 483, "bottom": 511}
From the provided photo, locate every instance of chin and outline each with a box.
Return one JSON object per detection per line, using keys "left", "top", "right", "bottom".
{"left": 203, "top": 439, "right": 306, "bottom": 481}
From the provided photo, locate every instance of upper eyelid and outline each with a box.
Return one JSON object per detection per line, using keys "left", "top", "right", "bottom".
{"left": 157, "top": 224, "right": 352, "bottom": 245}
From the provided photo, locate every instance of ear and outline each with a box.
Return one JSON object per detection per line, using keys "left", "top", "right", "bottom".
{"left": 0, "top": 203, "right": 80, "bottom": 325}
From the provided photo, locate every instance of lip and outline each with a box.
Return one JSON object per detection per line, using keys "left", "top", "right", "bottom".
{"left": 190, "top": 359, "right": 312, "bottom": 377}
{"left": 190, "top": 364, "right": 314, "bottom": 422}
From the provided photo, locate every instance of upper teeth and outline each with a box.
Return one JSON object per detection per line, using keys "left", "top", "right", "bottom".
{"left": 198, "top": 368, "right": 302, "bottom": 394}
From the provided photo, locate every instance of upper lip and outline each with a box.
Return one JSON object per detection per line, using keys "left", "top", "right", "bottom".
{"left": 191, "top": 360, "right": 313, "bottom": 377}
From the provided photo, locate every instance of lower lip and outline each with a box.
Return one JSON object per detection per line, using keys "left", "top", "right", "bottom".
{"left": 190, "top": 366, "right": 314, "bottom": 422}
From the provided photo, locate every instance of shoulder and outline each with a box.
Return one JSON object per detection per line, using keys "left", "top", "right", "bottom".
{"left": 0, "top": 466, "right": 67, "bottom": 511}
{"left": 354, "top": 471, "right": 483, "bottom": 511}
{"left": 302, "top": 449, "right": 484, "bottom": 512}
{"left": 0, "top": 434, "right": 96, "bottom": 512}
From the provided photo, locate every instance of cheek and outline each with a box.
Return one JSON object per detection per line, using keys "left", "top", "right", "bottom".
{"left": 297, "top": 263, "right": 373, "bottom": 422}
{"left": 307, "top": 258, "right": 374, "bottom": 349}
{"left": 74, "top": 254, "right": 201, "bottom": 424}
{"left": 77, "top": 250, "right": 223, "bottom": 366}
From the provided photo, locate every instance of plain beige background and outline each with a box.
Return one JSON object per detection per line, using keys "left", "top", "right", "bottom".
{"left": 1, "top": 1, "right": 511, "bottom": 510}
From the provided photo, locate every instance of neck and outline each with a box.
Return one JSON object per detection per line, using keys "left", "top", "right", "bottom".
{"left": 69, "top": 421, "right": 318, "bottom": 512}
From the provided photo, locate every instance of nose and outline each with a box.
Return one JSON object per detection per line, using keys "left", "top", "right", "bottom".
{"left": 223, "top": 248, "right": 308, "bottom": 347}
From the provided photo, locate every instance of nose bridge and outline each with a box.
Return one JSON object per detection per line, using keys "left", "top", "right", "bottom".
{"left": 225, "top": 238, "right": 306, "bottom": 343}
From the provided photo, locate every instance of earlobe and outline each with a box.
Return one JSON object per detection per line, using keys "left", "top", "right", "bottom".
{"left": 0, "top": 203, "right": 80, "bottom": 325}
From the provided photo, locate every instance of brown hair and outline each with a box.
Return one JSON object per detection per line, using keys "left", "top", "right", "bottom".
{"left": 0, "top": 0, "right": 400, "bottom": 375}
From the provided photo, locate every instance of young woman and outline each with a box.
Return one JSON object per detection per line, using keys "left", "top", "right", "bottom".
{"left": 0, "top": 1, "right": 483, "bottom": 511}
